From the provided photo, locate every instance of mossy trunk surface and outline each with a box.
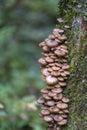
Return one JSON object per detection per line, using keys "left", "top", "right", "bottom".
{"left": 57, "top": 0, "right": 87, "bottom": 130}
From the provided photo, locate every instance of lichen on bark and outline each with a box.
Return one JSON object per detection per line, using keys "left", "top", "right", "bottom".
{"left": 57, "top": 0, "right": 87, "bottom": 130}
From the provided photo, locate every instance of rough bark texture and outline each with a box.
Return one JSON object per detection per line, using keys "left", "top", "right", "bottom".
{"left": 57, "top": 0, "right": 87, "bottom": 130}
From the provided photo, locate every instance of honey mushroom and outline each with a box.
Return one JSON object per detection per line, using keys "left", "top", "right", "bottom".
{"left": 38, "top": 22, "right": 70, "bottom": 130}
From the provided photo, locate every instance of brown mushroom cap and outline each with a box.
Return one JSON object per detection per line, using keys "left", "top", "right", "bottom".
{"left": 54, "top": 49, "right": 66, "bottom": 57}
{"left": 39, "top": 41, "right": 45, "bottom": 47}
{"left": 41, "top": 109, "right": 50, "bottom": 115}
{"left": 45, "top": 57, "right": 54, "bottom": 63}
{"left": 57, "top": 103, "right": 68, "bottom": 109}
{"left": 49, "top": 106, "right": 59, "bottom": 113}
{"left": 62, "top": 97, "right": 70, "bottom": 103}
{"left": 41, "top": 88, "right": 49, "bottom": 94}
{"left": 61, "top": 114, "right": 68, "bottom": 118}
{"left": 57, "top": 119, "right": 67, "bottom": 125}
{"left": 43, "top": 94, "right": 52, "bottom": 100}
{"left": 46, "top": 76, "right": 58, "bottom": 85}
{"left": 53, "top": 93, "right": 63, "bottom": 100}
{"left": 41, "top": 68, "right": 50, "bottom": 77}
{"left": 45, "top": 39, "right": 58, "bottom": 48}
{"left": 62, "top": 65, "right": 70, "bottom": 70}
{"left": 42, "top": 46, "right": 50, "bottom": 52}
{"left": 44, "top": 116, "right": 53, "bottom": 122}
{"left": 38, "top": 58, "right": 47, "bottom": 65}
{"left": 54, "top": 115, "right": 63, "bottom": 122}
{"left": 46, "top": 100, "right": 55, "bottom": 106}
{"left": 59, "top": 82, "right": 67, "bottom": 87}
{"left": 48, "top": 92, "right": 56, "bottom": 97}
{"left": 52, "top": 66, "right": 60, "bottom": 71}
{"left": 37, "top": 97, "right": 45, "bottom": 104}
{"left": 51, "top": 88, "right": 63, "bottom": 93}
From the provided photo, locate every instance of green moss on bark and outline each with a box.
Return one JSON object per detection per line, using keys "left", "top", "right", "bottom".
{"left": 57, "top": 0, "right": 87, "bottom": 130}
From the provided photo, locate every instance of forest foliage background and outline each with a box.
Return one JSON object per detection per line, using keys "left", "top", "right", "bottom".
{"left": 0, "top": 0, "right": 58, "bottom": 130}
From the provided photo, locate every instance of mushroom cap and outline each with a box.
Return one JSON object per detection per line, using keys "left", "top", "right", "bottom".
{"left": 51, "top": 71, "right": 60, "bottom": 77}
{"left": 41, "top": 68, "right": 50, "bottom": 77}
{"left": 52, "top": 66, "right": 60, "bottom": 71}
{"left": 42, "top": 46, "right": 50, "bottom": 52}
{"left": 54, "top": 115, "right": 63, "bottom": 122}
{"left": 46, "top": 76, "right": 58, "bottom": 85}
{"left": 41, "top": 88, "right": 49, "bottom": 94}
{"left": 59, "top": 82, "right": 67, "bottom": 87}
{"left": 44, "top": 116, "right": 53, "bottom": 122}
{"left": 53, "top": 93, "right": 63, "bottom": 100}
{"left": 45, "top": 57, "right": 54, "bottom": 63}
{"left": 58, "top": 77, "right": 64, "bottom": 81}
{"left": 62, "top": 97, "right": 70, "bottom": 103}
{"left": 39, "top": 41, "right": 45, "bottom": 47}
{"left": 51, "top": 88, "right": 63, "bottom": 93}
{"left": 57, "top": 119, "right": 67, "bottom": 125}
{"left": 61, "top": 114, "right": 68, "bottom": 118}
{"left": 48, "top": 92, "right": 56, "bottom": 97}
{"left": 41, "top": 109, "right": 50, "bottom": 115}
{"left": 43, "top": 94, "right": 52, "bottom": 100}
{"left": 54, "top": 49, "right": 66, "bottom": 57}
{"left": 38, "top": 58, "right": 47, "bottom": 65}
{"left": 62, "top": 65, "right": 70, "bottom": 70}
{"left": 45, "top": 39, "right": 58, "bottom": 47}
{"left": 37, "top": 97, "right": 45, "bottom": 104}
{"left": 46, "top": 100, "right": 55, "bottom": 106}
{"left": 57, "top": 103, "right": 68, "bottom": 109}
{"left": 49, "top": 106, "right": 59, "bottom": 113}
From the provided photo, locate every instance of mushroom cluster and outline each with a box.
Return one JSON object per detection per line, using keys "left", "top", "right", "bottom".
{"left": 38, "top": 27, "right": 70, "bottom": 130}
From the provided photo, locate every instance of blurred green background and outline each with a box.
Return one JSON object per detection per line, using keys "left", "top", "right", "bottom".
{"left": 0, "top": 0, "right": 58, "bottom": 130}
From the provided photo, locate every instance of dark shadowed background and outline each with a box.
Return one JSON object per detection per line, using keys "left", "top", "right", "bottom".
{"left": 0, "top": 0, "right": 58, "bottom": 130}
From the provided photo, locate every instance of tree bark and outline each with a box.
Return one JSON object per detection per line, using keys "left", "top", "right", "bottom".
{"left": 57, "top": 0, "right": 87, "bottom": 130}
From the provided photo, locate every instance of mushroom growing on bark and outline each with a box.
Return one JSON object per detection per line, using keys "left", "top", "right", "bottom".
{"left": 38, "top": 19, "right": 70, "bottom": 130}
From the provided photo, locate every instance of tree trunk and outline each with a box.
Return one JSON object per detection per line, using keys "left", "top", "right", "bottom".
{"left": 57, "top": 0, "right": 87, "bottom": 130}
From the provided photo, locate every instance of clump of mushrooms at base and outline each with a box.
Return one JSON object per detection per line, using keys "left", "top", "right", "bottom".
{"left": 37, "top": 19, "right": 70, "bottom": 130}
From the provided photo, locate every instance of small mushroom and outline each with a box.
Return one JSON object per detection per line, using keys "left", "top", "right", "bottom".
{"left": 45, "top": 57, "right": 54, "bottom": 63}
{"left": 44, "top": 116, "right": 53, "bottom": 122}
{"left": 48, "top": 92, "right": 56, "bottom": 97}
{"left": 46, "top": 76, "right": 58, "bottom": 85}
{"left": 42, "top": 46, "right": 50, "bottom": 52}
{"left": 41, "top": 109, "right": 50, "bottom": 115}
{"left": 43, "top": 94, "right": 52, "bottom": 100}
{"left": 54, "top": 115, "right": 63, "bottom": 122}
{"left": 38, "top": 58, "right": 47, "bottom": 65}
{"left": 57, "top": 119, "right": 67, "bottom": 125}
{"left": 59, "top": 82, "right": 67, "bottom": 87}
{"left": 41, "top": 88, "right": 49, "bottom": 94}
{"left": 39, "top": 41, "right": 45, "bottom": 47}
{"left": 57, "top": 103, "right": 68, "bottom": 109}
{"left": 55, "top": 84, "right": 61, "bottom": 88}
{"left": 64, "top": 71, "right": 70, "bottom": 75}
{"left": 58, "top": 77, "right": 64, "bottom": 81}
{"left": 52, "top": 66, "right": 60, "bottom": 71}
{"left": 62, "top": 97, "right": 70, "bottom": 103}
{"left": 37, "top": 97, "right": 45, "bottom": 104}
{"left": 54, "top": 49, "right": 66, "bottom": 57}
{"left": 46, "top": 100, "right": 55, "bottom": 106}
{"left": 41, "top": 68, "right": 50, "bottom": 77}
{"left": 61, "top": 114, "right": 68, "bottom": 118}
{"left": 45, "top": 39, "right": 58, "bottom": 48}
{"left": 49, "top": 106, "right": 59, "bottom": 113}
{"left": 63, "top": 109, "right": 69, "bottom": 113}
{"left": 51, "top": 88, "right": 63, "bottom": 93}
{"left": 53, "top": 93, "right": 63, "bottom": 100}
{"left": 62, "top": 65, "right": 70, "bottom": 70}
